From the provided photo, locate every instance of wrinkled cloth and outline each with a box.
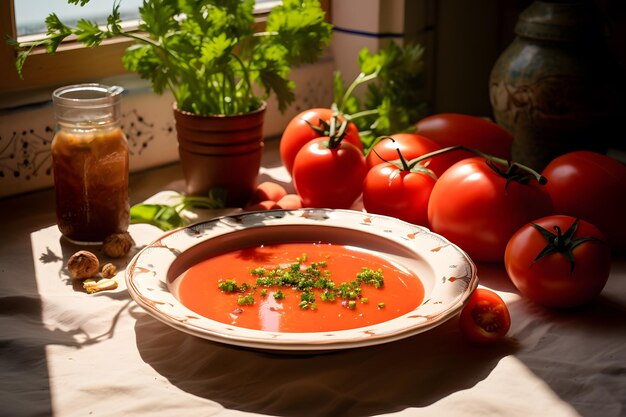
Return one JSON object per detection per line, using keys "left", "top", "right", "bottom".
{"left": 1, "top": 157, "right": 625, "bottom": 417}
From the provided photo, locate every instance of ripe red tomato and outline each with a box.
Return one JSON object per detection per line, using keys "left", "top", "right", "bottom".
{"left": 504, "top": 215, "right": 611, "bottom": 308}
{"left": 427, "top": 157, "right": 553, "bottom": 262}
{"left": 541, "top": 151, "right": 626, "bottom": 253}
{"left": 292, "top": 138, "right": 367, "bottom": 209}
{"left": 459, "top": 288, "right": 511, "bottom": 344}
{"left": 362, "top": 162, "right": 436, "bottom": 226}
{"left": 280, "top": 108, "right": 362, "bottom": 175}
{"left": 416, "top": 113, "right": 513, "bottom": 166}
{"left": 365, "top": 133, "right": 457, "bottom": 178}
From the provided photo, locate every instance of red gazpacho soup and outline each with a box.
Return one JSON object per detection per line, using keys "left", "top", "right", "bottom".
{"left": 175, "top": 242, "right": 425, "bottom": 332}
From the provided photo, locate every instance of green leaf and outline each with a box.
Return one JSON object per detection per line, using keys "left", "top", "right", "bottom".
{"left": 340, "top": 42, "right": 428, "bottom": 142}
{"left": 258, "top": 68, "right": 295, "bottom": 113}
{"left": 200, "top": 33, "right": 234, "bottom": 67}
{"left": 266, "top": 0, "right": 332, "bottom": 66}
{"left": 75, "top": 19, "right": 105, "bottom": 47}
{"left": 106, "top": 2, "right": 123, "bottom": 35}
{"left": 122, "top": 44, "right": 171, "bottom": 95}
{"left": 130, "top": 204, "right": 185, "bottom": 231}
{"left": 44, "top": 14, "right": 72, "bottom": 53}
{"left": 139, "top": 0, "right": 177, "bottom": 38}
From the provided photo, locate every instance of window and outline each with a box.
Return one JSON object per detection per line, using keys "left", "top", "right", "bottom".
{"left": 15, "top": 0, "right": 143, "bottom": 38}
{"left": 0, "top": 0, "right": 328, "bottom": 103}
{"left": 0, "top": 0, "right": 135, "bottom": 99}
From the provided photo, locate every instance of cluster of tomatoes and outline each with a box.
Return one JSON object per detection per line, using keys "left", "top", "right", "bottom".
{"left": 273, "top": 107, "right": 626, "bottom": 344}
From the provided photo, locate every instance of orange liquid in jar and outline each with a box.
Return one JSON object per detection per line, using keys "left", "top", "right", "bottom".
{"left": 52, "top": 126, "right": 129, "bottom": 243}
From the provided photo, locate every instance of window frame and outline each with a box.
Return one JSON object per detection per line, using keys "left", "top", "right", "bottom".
{"left": 0, "top": 0, "right": 330, "bottom": 100}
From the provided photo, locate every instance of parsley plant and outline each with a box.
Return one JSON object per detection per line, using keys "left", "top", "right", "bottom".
{"left": 9, "top": 0, "right": 332, "bottom": 116}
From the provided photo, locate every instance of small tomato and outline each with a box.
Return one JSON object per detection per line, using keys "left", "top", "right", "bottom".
{"left": 280, "top": 108, "right": 362, "bottom": 175}
{"left": 363, "top": 161, "right": 436, "bottom": 227}
{"left": 292, "top": 138, "right": 367, "bottom": 209}
{"left": 366, "top": 133, "right": 454, "bottom": 177}
{"left": 459, "top": 288, "right": 511, "bottom": 344}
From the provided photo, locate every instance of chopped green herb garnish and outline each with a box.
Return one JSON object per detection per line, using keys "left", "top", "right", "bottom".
{"left": 218, "top": 279, "right": 239, "bottom": 293}
{"left": 357, "top": 268, "right": 385, "bottom": 288}
{"left": 216, "top": 253, "right": 386, "bottom": 311}
{"left": 251, "top": 268, "right": 267, "bottom": 276}
{"left": 237, "top": 295, "right": 254, "bottom": 306}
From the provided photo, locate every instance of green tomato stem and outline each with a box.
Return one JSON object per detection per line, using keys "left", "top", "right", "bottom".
{"left": 406, "top": 145, "right": 547, "bottom": 185}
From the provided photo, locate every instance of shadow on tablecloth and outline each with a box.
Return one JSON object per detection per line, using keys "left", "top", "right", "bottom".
{"left": 133, "top": 311, "right": 516, "bottom": 417}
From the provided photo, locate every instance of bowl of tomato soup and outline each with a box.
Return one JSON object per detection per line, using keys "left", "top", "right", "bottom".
{"left": 126, "top": 209, "right": 477, "bottom": 351}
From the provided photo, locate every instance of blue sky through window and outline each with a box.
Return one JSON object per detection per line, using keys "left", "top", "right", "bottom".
{"left": 15, "top": 0, "right": 279, "bottom": 37}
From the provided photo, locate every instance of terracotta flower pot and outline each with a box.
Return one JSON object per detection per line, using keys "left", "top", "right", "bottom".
{"left": 173, "top": 103, "right": 266, "bottom": 207}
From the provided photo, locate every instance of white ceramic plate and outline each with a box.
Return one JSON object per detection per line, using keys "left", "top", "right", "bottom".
{"left": 126, "top": 209, "right": 478, "bottom": 352}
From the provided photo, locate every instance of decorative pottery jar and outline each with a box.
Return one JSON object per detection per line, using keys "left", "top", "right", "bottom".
{"left": 489, "top": 0, "right": 617, "bottom": 170}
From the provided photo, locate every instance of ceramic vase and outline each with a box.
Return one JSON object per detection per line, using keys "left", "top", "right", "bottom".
{"left": 489, "top": 0, "right": 618, "bottom": 170}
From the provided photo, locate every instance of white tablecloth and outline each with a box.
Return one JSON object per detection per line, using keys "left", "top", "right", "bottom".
{"left": 1, "top": 141, "right": 625, "bottom": 417}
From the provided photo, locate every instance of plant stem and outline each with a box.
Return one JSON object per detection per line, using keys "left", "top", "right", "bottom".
{"left": 122, "top": 32, "right": 180, "bottom": 60}
{"left": 230, "top": 52, "right": 254, "bottom": 112}
{"left": 338, "top": 68, "right": 380, "bottom": 113}
{"left": 407, "top": 145, "right": 547, "bottom": 184}
{"left": 345, "top": 109, "right": 379, "bottom": 121}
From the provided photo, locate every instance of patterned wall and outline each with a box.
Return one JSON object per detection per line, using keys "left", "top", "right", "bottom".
{"left": 0, "top": 59, "right": 334, "bottom": 199}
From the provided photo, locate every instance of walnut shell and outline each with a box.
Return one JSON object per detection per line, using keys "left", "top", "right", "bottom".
{"left": 100, "top": 263, "right": 118, "bottom": 278}
{"left": 102, "top": 232, "right": 135, "bottom": 258}
{"left": 67, "top": 250, "right": 100, "bottom": 280}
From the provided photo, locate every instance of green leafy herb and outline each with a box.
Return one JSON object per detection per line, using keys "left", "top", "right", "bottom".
{"left": 237, "top": 295, "right": 255, "bottom": 306}
{"left": 129, "top": 203, "right": 185, "bottom": 231}
{"left": 130, "top": 190, "right": 226, "bottom": 231}
{"left": 356, "top": 267, "right": 385, "bottom": 288}
{"left": 218, "top": 279, "right": 240, "bottom": 293}
{"left": 9, "top": 0, "right": 332, "bottom": 116}
{"left": 333, "top": 42, "right": 429, "bottom": 151}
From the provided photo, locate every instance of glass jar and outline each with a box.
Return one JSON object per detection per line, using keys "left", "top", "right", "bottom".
{"left": 51, "top": 83, "right": 130, "bottom": 244}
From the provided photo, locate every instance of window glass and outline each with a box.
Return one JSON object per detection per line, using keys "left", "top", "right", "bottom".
{"left": 15, "top": 0, "right": 144, "bottom": 37}
{"left": 15, "top": 0, "right": 282, "bottom": 38}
